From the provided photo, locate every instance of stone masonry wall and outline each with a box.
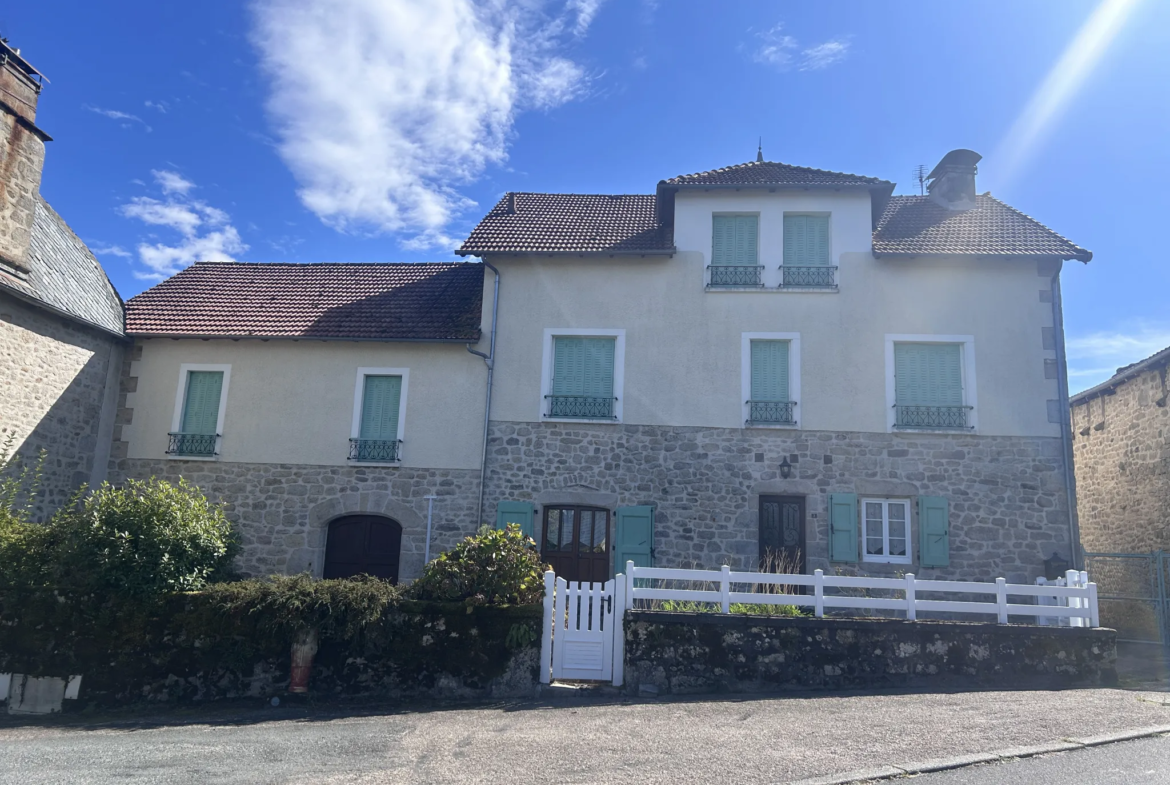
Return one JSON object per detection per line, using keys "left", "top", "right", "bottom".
{"left": 485, "top": 420, "right": 1073, "bottom": 584}
{"left": 1072, "top": 363, "right": 1170, "bottom": 554}
{"left": 0, "top": 293, "right": 120, "bottom": 517}
{"left": 110, "top": 458, "right": 482, "bottom": 581}
{"left": 0, "top": 109, "right": 46, "bottom": 271}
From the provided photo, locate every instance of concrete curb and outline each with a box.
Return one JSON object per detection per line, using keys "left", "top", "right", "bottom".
{"left": 788, "top": 725, "right": 1170, "bottom": 784}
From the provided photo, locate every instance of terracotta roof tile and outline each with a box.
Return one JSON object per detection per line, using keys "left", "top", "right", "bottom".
{"left": 874, "top": 194, "right": 1092, "bottom": 261}
{"left": 663, "top": 159, "right": 891, "bottom": 188}
{"left": 125, "top": 262, "right": 483, "bottom": 340}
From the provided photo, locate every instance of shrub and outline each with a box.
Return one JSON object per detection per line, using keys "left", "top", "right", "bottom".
{"left": 409, "top": 524, "right": 548, "bottom": 606}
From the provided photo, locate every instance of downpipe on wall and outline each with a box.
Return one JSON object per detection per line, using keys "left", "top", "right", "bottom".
{"left": 1050, "top": 262, "right": 1083, "bottom": 569}
{"left": 467, "top": 259, "right": 500, "bottom": 530}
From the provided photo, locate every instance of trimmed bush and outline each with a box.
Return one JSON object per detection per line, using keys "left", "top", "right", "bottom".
{"left": 409, "top": 524, "right": 549, "bottom": 606}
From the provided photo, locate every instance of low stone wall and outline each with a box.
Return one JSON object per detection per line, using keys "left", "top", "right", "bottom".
{"left": 624, "top": 612, "right": 1117, "bottom": 695}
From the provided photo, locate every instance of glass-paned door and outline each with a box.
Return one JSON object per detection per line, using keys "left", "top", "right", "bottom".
{"left": 542, "top": 506, "right": 610, "bottom": 583}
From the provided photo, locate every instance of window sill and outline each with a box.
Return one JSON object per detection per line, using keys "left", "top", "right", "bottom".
{"left": 349, "top": 461, "right": 402, "bottom": 468}
{"left": 705, "top": 286, "right": 838, "bottom": 293}
{"left": 862, "top": 556, "right": 912, "bottom": 565}
{"left": 777, "top": 286, "right": 838, "bottom": 293}
{"left": 891, "top": 427, "right": 977, "bottom": 436}
{"left": 166, "top": 454, "right": 219, "bottom": 462}
{"left": 745, "top": 422, "right": 799, "bottom": 430}
{"left": 543, "top": 416, "right": 622, "bottom": 425}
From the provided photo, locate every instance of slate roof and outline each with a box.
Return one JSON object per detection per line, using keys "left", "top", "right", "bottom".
{"left": 873, "top": 194, "right": 1092, "bottom": 261}
{"left": 0, "top": 196, "right": 125, "bottom": 336}
{"left": 457, "top": 193, "right": 673, "bottom": 256}
{"left": 125, "top": 261, "right": 483, "bottom": 341}
{"left": 662, "top": 159, "right": 892, "bottom": 188}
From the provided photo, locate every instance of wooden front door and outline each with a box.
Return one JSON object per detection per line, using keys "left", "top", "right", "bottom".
{"left": 323, "top": 515, "right": 402, "bottom": 583}
{"left": 542, "top": 506, "right": 611, "bottom": 583}
{"left": 759, "top": 495, "right": 806, "bottom": 574}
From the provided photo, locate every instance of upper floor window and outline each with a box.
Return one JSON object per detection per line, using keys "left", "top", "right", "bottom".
{"left": 709, "top": 214, "right": 761, "bottom": 287}
{"left": 892, "top": 342, "right": 971, "bottom": 430}
{"left": 742, "top": 332, "right": 800, "bottom": 428}
{"left": 168, "top": 364, "right": 230, "bottom": 458}
{"left": 782, "top": 214, "right": 834, "bottom": 288}
{"left": 350, "top": 368, "right": 408, "bottom": 463}
{"left": 548, "top": 336, "right": 617, "bottom": 420}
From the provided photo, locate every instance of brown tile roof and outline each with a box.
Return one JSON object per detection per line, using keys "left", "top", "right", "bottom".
{"left": 874, "top": 194, "right": 1092, "bottom": 261}
{"left": 663, "top": 159, "right": 892, "bottom": 188}
{"left": 125, "top": 262, "right": 483, "bottom": 341}
{"left": 457, "top": 193, "right": 674, "bottom": 256}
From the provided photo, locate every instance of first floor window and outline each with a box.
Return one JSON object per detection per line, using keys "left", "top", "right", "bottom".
{"left": 351, "top": 374, "right": 402, "bottom": 462}
{"left": 748, "top": 340, "right": 793, "bottom": 425}
{"left": 862, "top": 499, "right": 910, "bottom": 564}
{"left": 170, "top": 370, "right": 224, "bottom": 457}
{"left": 710, "top": 214, "right": 761, "bottom": 286}
{"left": 782, "top": 214, "right": 834, "bottom": 287}
{"left": 547, "top": 336, "right": 616, "bottom": 419}
{"left": 894, "top": 342, "right": 967, "bottom": 429}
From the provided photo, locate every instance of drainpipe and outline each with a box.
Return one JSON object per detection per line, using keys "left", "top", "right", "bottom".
{"left": 423, "top": 494, "right": 437, "bottom": 564}
{"left": 467, "top": 259, "right": 500, "bottom": 529}
{"left": 1050, "top": 263, "right": 1082, "bottom": 569}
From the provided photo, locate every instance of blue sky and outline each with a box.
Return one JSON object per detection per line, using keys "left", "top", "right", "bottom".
{"left": 4, "top": 0, "right": 1168, "bottom": 391}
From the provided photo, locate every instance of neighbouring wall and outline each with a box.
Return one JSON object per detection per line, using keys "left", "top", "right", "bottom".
{"left": 623, "top": 612, "right": 1117, "bottom": 695}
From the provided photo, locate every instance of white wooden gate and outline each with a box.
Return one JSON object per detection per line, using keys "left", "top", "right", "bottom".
{"left": 540, "top": 571, "right": 625, "bottom": 685}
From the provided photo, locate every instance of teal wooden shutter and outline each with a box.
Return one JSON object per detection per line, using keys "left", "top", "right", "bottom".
{"left": 359, "top": 375, "right": 402, "bottom": 441}
{"left": 918, "top": 496, "right": 950, "bottom": 567}
{"left": 712, "top": 215, "right": 733, "bottom": 266}
{"left": 750, "top": 340, "right": 789, "bottom": 402}
{"left": 495, "top": 501, "right": 536, "bottom": 540}
{"left": 784, "top": 215, "right": 830, "bottom": 266}
{"left": 828, "top": 493, "right": 858, "bottom": 563}
{"left": 615, "top": 505, "right": 654, "bottom": 576}
{"left": 895, "top": 343, "right": 963, "bottom": 407}
{"left": 181, "top": 371, "right": 224, "bottom": 435}
{"left": 712, "top": 215, "right": 758, "bottom": 265}
{"left": 552, "top": 337, "right": 584, "bottom": 395}
{"left": 582, "top": 338, "right": 615, "bottom": 400}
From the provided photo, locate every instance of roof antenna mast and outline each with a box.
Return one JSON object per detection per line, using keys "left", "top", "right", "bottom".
{"left": 757, "top": 138, "right": 764, "bottom": 163}
{"left": 913, "top": 164, "right": 928, "bottom": 196}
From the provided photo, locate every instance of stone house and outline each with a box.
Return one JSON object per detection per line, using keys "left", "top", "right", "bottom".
{"left": 116, "top": 148, "right": 1092, "bottom": 586}
{"left": 0, "top": 41, "right": 126, "bottom": 516}
{"left": 1071, "top": 345, "right": 1170, "bottom": 554}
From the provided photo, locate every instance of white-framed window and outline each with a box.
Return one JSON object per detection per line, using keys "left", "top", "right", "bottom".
{"left": 781, "top": 213, "right": 835, "bottom": 288}
{"left": 350, "top": 367, "right": 409, "bottom": 464}
{"left": 884, "top": 334, "right": 977, "bottom": 432}
{"left": 741, "top": 332, "right": 801, "bottom": 428}
{"left": 168, "top": 363, "right": 231, "bottom": 459}
{"left": 540, "top": 328, "right": 626, "bottom": 423}
{"left": 709, "top": 213, "right": 762, "bottom": 287}
{"left": 861, "top": 498, "right": 912, "bottom": 564}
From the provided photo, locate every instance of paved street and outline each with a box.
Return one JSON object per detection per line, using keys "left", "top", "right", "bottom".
{"left": 1, "top": 689, "right": 1168, "bottom": 784}
{"left": 908, "top": 734, "right": 1170, "bottom": 784}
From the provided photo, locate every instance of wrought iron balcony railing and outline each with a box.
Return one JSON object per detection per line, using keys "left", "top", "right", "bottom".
{"left": 348, "top": 438, "right": 402, "bottom": 462}
{"left": 894, "top": 404, "right": 973, "bottom": 430}
{"left": 545, "top": 395, "right": 617, "bottom": 420}
{"left": 746, "top": 400, "right": 796, "bottom": 426}
{"left": 707, "top": 265, "right": 764, "bottom": 287}
{"left": 781, "top": 265, "right": 837, "bottom": 288}
{"left": 167, "top": 432, "right": 219, "bottom": 457}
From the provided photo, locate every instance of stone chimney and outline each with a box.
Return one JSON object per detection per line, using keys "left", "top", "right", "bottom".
{"left": 0, "top": 39, "right": 49, "bottom": 275}
{"left": 926, "top": 149, "right": 981, "bottom": 211}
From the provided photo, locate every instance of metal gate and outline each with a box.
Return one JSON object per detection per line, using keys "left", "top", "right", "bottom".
{"left": 539, "top": 572, "right": 625, "bottom": 685}
{"left": 1083, "top": 551, "right": 1170, "bottom": 648}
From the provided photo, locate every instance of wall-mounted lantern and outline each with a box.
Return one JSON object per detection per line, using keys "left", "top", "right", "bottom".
{"left": 1043, "top": 551, "right": 1070, "bottom": 581}
{"left": 779, "top": 457, "right": 792, "bottom": 480}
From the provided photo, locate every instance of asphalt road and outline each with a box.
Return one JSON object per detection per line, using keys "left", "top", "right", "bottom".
{"left": 1, "top": 689, "right": 1168, "bottom": 784}
{"left": 907, "top": 734, "right": 1170, "bottom": 783}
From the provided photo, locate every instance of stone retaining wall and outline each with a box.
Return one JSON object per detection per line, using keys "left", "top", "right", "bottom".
{"left": 623, "top": 612, "right": 1117, "bottom": 695}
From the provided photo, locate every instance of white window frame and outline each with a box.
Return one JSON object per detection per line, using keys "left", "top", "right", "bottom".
{"left": 884, "top": 334, "right": 977, "bottom": 433}
{"left": 540, "top": 328, "right": 626, "bottom": 423}
{"left": 860, "top": 498, "right": 912, "bottom": 565}
{"left": 350, "top": 367, "right": 410, "bottom": 465}
{"left": 780, "top": 212, "right": 836, "bottom": 289}
{"left": 707, "top": 212, "right": 761, "bottom": 288}
{"left": 741, "top": 332, "right": 801, "bottom": 429}
{"left": 169, "top": 363, "right": 232, "bottom": 461}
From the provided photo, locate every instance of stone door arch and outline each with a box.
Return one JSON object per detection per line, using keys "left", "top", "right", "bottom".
{"left": 323, "top": 515, "right": 403, "bottom": 583}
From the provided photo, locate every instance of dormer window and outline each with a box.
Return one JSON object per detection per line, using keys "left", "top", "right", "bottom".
{"left": 781, "top": 214, "right": 835, "bottom": 288}
{"left": 709, "top": 214, "right": 762, "bottom": 287}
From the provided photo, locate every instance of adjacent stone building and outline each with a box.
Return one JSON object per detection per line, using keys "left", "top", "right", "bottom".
{"left": 0, "top": 41, "right": 126, "bottom": 516}
{"left": 1071, "top": 346, "right": 1170, "bottom": 554}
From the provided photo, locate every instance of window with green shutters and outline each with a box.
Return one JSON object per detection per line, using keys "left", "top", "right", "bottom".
{"left": 351, "top": 375, "right": 402, "bottom": 462}
{"left": 710, "top": 214, "right": 762, "bottom": 286}
{"left": 861, "top": 498, "right": 911, "bottom": 564}
{"left": 169, "top": 370, "right": 225, "bottom": 457}
{"left": 894, "top": 342, "right": 969, "bottom": 429}
{"left": 748, "top": 340, "right": 793, "bottom": 425}
{"left": 782, "top": 214, "right": 834, "bottom": 287}
{"left": 547, "top": 336, "right": 616, "bottom": 419}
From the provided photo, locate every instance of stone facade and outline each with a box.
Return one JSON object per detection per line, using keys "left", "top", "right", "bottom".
{"left": 0, "top": 294, "right": 122, "bottom": 517}
{"left": 1072, "top": 359, "right": 1170, "bottom": 554}
{"left": 110, "top": 457, "right": 482, "bottom": 581}
{"left": 0, "top": 85, "right": 46, "bottom": 272}
{"left": 484, "top": 420, "right": 1073, "bottom": 583}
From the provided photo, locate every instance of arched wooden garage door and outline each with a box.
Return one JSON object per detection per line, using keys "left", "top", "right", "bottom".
{"left": 323, "top": 515, "right": 403, "bottom": 583}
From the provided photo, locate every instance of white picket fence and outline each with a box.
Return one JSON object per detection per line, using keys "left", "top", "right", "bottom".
{"left": 619, "top": 562, "right": 1101, "bottom": 627}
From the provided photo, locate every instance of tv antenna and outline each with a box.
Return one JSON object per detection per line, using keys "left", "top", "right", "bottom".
{"left": 913, "top": 164, "right": 929, "bottom": 196}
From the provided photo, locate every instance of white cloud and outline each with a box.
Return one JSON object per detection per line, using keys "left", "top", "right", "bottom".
{"left": 144, "top": 100, "right": 170, "bottom": 114}
{"left": 1066, "top": 324, "right": 1170, "bottom": 391}
{"left": 118, "top": 174, "right": 247, "bottom": 281}
{"left": 752, "top": 24, "right": 798, "bottom": 68}
{"left": 87, "top": 242, "right": 132, "bottom": 259}
{"left": 800, "top": 40, "right": 850, "bottom": 71}
{"left": 250, "top": 0, "right": 602, "bottom": 249}
{"left": 85, "top": 105, "right": 153, "bottom": 131}
{"left": 751, "top": 24, "right": 850, "bottom": 72}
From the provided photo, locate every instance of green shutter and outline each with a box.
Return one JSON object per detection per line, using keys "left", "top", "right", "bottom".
{"left": 784, "top": 215, "right": 830, "bottom": 266}
{"left": 553, "top": 337, "right": 614, "bottom": 399}
{"left": 895, "top": 343, "right": 963, "bottom": 407}
{"left": 750, "top": 340, "right": 789, "bottom": 402}
{"left": 495, "top": 501, "right": 535, "bottom": 540}
{"left": 918, "top": 496, "right": 950, "bottom": 567}
{"left": 181, "top": 371, "right": 224, "bottom": 435}
{"left": 359, "top": 375, "right": 402, "bottom": 441}
{"left": 712, "top": 215, "right": 758, "bottom": 266}
{"left": 615, "top": 505, "right": 654, "bottom": 576}
{"left": 828, "top": 493, "right": 858, "bottom": 563}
